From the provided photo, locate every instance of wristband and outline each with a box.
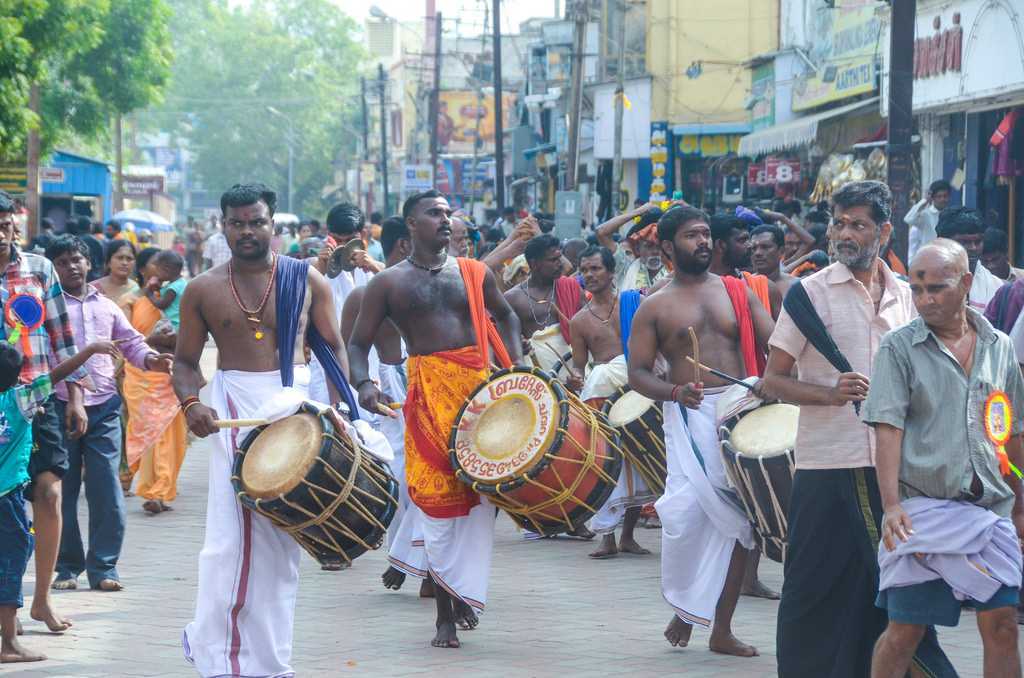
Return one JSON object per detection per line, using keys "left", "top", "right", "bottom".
{"left": 180, "top": 395, "right": 200, "bottom": 408}
{"left": 355, "top": 379, "right": 375, "bottom": 390}
{"left": 670, "top": 384, "right": 681, "bottom": 402}
{"left": 182, "top": 400, "right": 202, "bottom": 417}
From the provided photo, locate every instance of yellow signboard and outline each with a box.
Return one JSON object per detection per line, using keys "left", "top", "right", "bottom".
{"left": 677, "top": 135, "right": 742, "bottom": 157}
{"left": 792, "top": 1, "right": 881, "bottom": 111}
{"left": 0, "top": 166, "right": 27, "bottom": 194}
{"left": 437, "top": 91, "right": 516, "bottom": 155}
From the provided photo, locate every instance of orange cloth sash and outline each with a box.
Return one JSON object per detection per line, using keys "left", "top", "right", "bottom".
{"left": 403, "top": 258, "right": 512, "bottom": 518}
{"left": 741, "top": 271, "right": 771, "bottom": 313}
{"left": 722, "top": 275, "right": 764, "bottom": 377}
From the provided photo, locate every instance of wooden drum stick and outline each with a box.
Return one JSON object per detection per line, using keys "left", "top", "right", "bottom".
{"left": 215, "top": 418, "right": 269, "bottom": 429}
{"left": 688, "top": 326, "right": 700, "bottom": 384}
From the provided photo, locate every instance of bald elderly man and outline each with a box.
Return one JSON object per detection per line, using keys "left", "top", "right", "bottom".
{"left": 862, "top": 239, "right": 1023, "bottom": 678}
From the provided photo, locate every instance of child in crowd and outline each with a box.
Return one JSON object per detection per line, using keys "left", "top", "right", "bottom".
{"left": 144, "top": 250, "right": 186, "bottom": 331}
{"left": 1, "top": 341, "right": 120, "bottom": 663}
{"left": 45, "top": 236, "right": 174, "bottom": 590}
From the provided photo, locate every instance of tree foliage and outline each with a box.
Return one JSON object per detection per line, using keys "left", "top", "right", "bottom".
{"left": 150, "top": 0, "right": 366, "bottom": 218}
{"left": 0, "top": 0, "right": 171, "bottom": 156}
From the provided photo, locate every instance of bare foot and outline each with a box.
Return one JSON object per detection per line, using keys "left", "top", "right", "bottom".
{"left": 617, "top": 537, "right": 651, "bottom": 555}
{"left": 30, "top": 600, "right": 72, "bottom": 632}
{"left": 15, "top": 617, "right": 22, "bottom": 636}
{"left": 1, "top": 638, "right": 46, "bottom": 663}
{"left": 566, "top": 524, "right": 595, "bottom": 540}
{"left": 431, "top": 621, "right": 460, "bottom": 648}
{"left": 159, "top": 501, "right": 174, "bottom": 512}
{"left": 453, "top": 600, "right": 478, "bottom": 631}
{"left": 142, "top": 499, "right": 163, "bottom": 514}
{"left": 95, "top": 579, "right": 124, "bottom": 592}
{"left": 419, "top": 578, "right": 436, "bottom": 598}
{"left": 664, "top": 616, "right": 693, "bottom": 647}
{"left": 741, "top": 579, "right": 779, "bottom": 600}
{"left": 382, "top": 566, "right": 406, "bottom": 590}
{"left": 588, "top": 535, "right": 618, "bottom": 559}
{"left": 50, "top": 578, "right": 76, "bottom": 591}
{"left": 709, "top": 632, "right": 759, "bottom": 657}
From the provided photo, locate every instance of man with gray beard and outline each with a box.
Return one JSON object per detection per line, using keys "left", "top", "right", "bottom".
{"left": 763, "top": 181, "right": 956, "bottom": 678}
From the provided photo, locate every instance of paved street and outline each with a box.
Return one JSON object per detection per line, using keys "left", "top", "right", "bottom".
{"left": 8, "top": 353, "right": 995, "bottom": 676}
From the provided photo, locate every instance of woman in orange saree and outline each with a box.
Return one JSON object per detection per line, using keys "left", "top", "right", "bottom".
{"left": 123, "top": 247, "right": 187, "bottom": 514}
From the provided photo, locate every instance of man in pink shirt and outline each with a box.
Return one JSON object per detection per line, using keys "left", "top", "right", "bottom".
{"left": 45, "top": 236, "right": 172, "bottom": 592}
{"left": 764, "top": 181, "right": 955, "bottom": 677}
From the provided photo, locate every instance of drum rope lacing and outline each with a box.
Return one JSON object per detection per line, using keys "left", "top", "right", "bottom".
{"left": 612, "top": 402, "right": 668, "bottom": 496}
{"left": 720, "top": 426, "right": 789, "bottom": 560}
{"left": 478, "top": 396, "right": 622, "bottom": 533}
{"left": 244, "top": 429, "right": 397, "bottom": 564}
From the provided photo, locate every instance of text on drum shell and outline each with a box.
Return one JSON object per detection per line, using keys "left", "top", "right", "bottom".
{"left": 487, "top": 375, "right": 548, "bottom": 401}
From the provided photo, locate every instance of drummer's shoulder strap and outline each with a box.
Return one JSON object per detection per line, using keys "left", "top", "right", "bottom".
{"left": 456, "top": 257, "right": 512, "bottom": 369}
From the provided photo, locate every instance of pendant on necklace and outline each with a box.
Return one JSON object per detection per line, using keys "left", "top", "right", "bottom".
{"left": 248, "top": 316, "right": 264, "bottom": 341}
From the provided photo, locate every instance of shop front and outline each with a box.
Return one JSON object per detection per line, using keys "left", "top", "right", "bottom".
{"left": 671, "top": 123, "right": 749, "bottom": 211}
{"left": 881, "top": 0, "right": 1024, "bottom": 259}
{"left": 39, "top": 150, "right": 112, "bottom": 233}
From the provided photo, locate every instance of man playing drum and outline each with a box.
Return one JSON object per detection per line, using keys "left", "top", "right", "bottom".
{"left": 763, "top": 181, "right": 953, "bottom": 678}
{"left": 340, "top": 216, "right": 431, "bottom": 596}
{"left": 349, "top": 189, "right": 524, "bottom": 649}
{"left": 568, "top": 245, "right": 654, "bottom": 559}
{"left": 505, "top": 234, "right": 584, "bottom": 378}
{"left": 628, "top": 205, "right": 773, "bottom": 656}
{"left": 863, "top": 240, "right": 1019, "bottom": 678}
{"left": 174, "top": 183, "right": 353, "bottom": 677}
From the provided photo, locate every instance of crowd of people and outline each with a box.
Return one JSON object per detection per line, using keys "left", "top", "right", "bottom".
{"left": 2, "top": 176, "right": 1023, "bottom": 678}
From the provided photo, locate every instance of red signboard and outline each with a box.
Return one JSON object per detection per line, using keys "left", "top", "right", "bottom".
{"left": 747, "top": 157, "right": 801, "bottom": 186}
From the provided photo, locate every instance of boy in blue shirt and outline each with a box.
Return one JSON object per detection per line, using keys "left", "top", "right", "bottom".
{"left": 1, "top": 341, "right": 116, "bottom": 663}
{"left": 143, "top": 250, "right": 186, "bottom": 330}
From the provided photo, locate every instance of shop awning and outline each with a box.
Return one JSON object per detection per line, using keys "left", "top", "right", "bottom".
{"left": 737, "top": 97, "right": 880, "bottom": 158}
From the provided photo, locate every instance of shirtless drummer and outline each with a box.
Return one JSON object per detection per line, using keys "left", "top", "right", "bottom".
{"left": 173, "top": 183, "right": 350, "bottom": 677}
{"left": 348, "top": 189, "right": 524, "bottom": 649}
{"left": 628, "top": 205, "right": 773, "bottom": 656}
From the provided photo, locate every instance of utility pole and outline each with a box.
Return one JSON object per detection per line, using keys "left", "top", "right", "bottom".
{"left": 114, "top": 114, "right": 124, "bottom": 213}
{"left": 565, "top": 0, "right": 587, "bottom": 190}
{"left": 430, "top": 12, "right": 443, "bottom": 184}
{"left": 492, "top": 0, "right": 505, "bottom": 211}
{"left": 611, "top": 0, "right": 627, "bottom": 214}
{"left": 378, "top": 63, "right": 390, "bottom": 215}
{"left": 360, "top": 77, "right": 369, "bottom": 162}
{"left": 25, "top": 84, "right": 40, "bottom": 239}
{"left": 470, "top": 4, "right": 489, "bottom": 217}
{"left": 886, "top": 0, "right": 916, "bottom": 264}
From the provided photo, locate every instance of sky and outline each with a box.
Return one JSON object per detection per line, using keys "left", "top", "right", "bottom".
{"left": 328, "top": 0, "right": 559, "bottom": 35}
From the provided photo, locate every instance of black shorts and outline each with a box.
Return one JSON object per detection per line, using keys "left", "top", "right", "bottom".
{"left": 26, "top": 395, "right": 68, "bottom": 496}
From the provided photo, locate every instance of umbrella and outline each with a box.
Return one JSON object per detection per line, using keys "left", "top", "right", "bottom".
{"left": 110, "top": 209, "right": 174, "bottom": 233}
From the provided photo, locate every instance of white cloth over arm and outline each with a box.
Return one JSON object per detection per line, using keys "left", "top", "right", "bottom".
{"left": 656, "top": 392, "right": 753, "bottom": 627}
{"left": 183, "top": 367, "right": 309, "bottom": 678}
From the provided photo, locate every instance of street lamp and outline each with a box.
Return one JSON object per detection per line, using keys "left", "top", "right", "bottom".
{"left": 266, "top": 106, "right": 294, "bottom": 213}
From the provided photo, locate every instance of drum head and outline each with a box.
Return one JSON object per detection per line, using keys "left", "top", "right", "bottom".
{"left": 452, "top": 370, "right": 560, "bottom": 484}
{"left": 241, "top": 413, "right": 323, "bottom": 499}
{"left": 606, "top": 389, "right": 656, "bottom": 427}
{"left": 730, "top": 404, "right": 799, "bottom": 456}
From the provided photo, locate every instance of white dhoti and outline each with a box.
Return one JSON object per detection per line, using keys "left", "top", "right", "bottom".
{"left": 582, "top": 356, "right": 655, "bottom": 533}
{"left": 529, "top": 324, "right": 570, "bottom": 375}
{"left": 419, "top": 498, "right": 496, "bottom": 612}
{"left": 183, "top": 368, "right": 309, "bottom": 678}
{"left": 657, "top": 390, "right": 753, "bottom": 627}
{"left": 379, "top": 360, "right": 427, "bottom": 578}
